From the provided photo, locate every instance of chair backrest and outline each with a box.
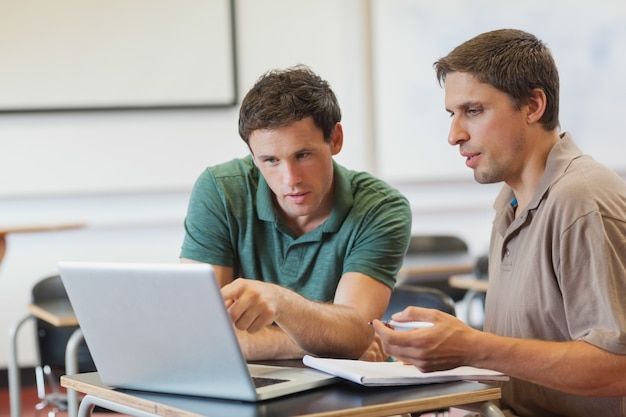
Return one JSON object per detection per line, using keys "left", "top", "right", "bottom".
{"left": 32, "top": 275, "right": 96, "bottom": 373}
{"left": 383, "top": 284, "right": 456, "bottom": 321}
{"left": 474, "top": 254, "right": 489, "bottom": 279}
{"left": 32, "top": 275, "right": 69, "bottom": 303}
{"left": 402, "top": 234, "right": 471, "bottom": 302}
{"left": 406, "top": 234, "right": 468, "bottom": 255}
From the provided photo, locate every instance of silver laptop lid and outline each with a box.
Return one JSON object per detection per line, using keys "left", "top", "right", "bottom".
{"left": 59, "top": 261, "right": 260, "bottom": 401}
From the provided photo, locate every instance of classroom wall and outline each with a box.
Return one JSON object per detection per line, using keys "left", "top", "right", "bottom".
{"left": 2, "top": 0, "right": 623, "bottom": 370}
{"left": 372, "top": 0, "right": 626, "bottom": 182}
{"left": 0, "top": 0, "right": 372, "bottom": 198}
{"left": 0, "top": 0, "right": 393, "bottom": 371}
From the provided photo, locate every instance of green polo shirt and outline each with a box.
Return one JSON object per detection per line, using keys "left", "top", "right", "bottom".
{"left": 181, "top": 156, "right": 412, "bottom": 302}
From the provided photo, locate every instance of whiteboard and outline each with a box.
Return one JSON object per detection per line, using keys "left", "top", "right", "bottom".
{"left": 0, "top": 0, "right": 237, "bottom": 111}
{"left": 371, "top": 0, "right": 626, "bottom": 182}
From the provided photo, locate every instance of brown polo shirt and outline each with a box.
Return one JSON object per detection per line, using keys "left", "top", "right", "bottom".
{"left": 485, "top": 132, "right": 626, "bottom": 416}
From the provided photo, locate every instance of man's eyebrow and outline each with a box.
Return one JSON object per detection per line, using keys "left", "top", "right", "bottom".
{"left": 460, "top": 100, "right": 481, "bottom": 109}
{"left": 447, "top": 101, "right": 482, "bottom": 113}
{"left": 256, "top": 147, "right": 316, "bottom": 160}
{"left": 294, "top": 147, "right": 316, "bottom": 154}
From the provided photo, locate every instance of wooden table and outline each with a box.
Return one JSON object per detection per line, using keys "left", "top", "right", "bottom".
{"left": 27, "top": 301, "right": 79, "bottom": 327}
{"left": 62, "top": 372, "right": 505, "bottom": 417}
{"left": 397, "top": 253, "right": 476, "bottom": 302}
{"left": 0, "top": 223, "right": 85, "bottom": 264}
{"left": 399, "top": 254, "right": 475, "bottom": 279}
{"left": 449, "top": 274, "right": 489, "bottom": 293}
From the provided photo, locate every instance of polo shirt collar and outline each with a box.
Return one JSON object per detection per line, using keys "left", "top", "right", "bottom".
{"left": 493, "top": 132, "right": 583, "bottom": 234}
{"left": 535, "top": 132, "right": 583, "bottom": 202}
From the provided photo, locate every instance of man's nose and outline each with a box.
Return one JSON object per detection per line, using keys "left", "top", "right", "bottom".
{"left": 283, "top": 162, "right": 302, "bottom": 186}
{"left": 448, "top": 116, "right": 469, "bottom": 146}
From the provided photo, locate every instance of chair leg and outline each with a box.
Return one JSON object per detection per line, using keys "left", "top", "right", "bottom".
{"left": 36, "top": 366, "right": 46, "bottom": 402}
{"left": 34, "top": 365, "right": 68, "bottom": 413}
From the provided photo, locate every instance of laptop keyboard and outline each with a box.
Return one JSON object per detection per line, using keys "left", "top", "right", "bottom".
{"left": 252, "top": 376, "right": 290, "bottom": 388}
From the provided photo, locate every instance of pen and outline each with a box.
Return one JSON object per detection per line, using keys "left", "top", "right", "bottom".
{"left": 381, "top": 320, "right": 435, "bottom": 329}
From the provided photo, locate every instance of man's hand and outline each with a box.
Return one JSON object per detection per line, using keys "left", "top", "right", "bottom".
{"left": 372, "top": 306, "right": 478, "bottom": 371}
{"left": 220, "top": 272, "right": 391, "bottom": 360}
{"left": 221, "top": 278, "right": 285, "bottom": 333}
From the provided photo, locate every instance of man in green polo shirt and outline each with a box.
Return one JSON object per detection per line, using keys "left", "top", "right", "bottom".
{"left": 180, "top": 65, "right": 412, "bottom": 361}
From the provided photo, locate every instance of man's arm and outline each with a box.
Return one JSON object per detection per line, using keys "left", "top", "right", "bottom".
{"left": 182, "top": 258, "right": 391, "bottom": 360}
{"left": 222, "top": 271, "right": 391, "bottom": 360}
{"left": 373, "top": 307, "right": 626, "bottom": 396}
{"left": 181, "top": 259, "right": 301, "bottom": 359}
{"left": 473, "top": 331, "right": 626, "bottom": 396}
{"left": 181, "top": 258, "right": 233, "bottom": 285}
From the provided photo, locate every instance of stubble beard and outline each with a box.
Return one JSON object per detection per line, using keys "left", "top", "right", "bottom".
{"left": 473, "top": 161, "right": 508, "bottom": 185}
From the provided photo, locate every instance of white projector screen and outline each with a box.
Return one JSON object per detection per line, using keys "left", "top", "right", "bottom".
{"left": 0, "top": 0, "right": 237, "bottom": 111}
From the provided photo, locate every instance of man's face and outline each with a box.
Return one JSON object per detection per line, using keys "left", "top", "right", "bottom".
{"left": 444, "top": 72, "right": 529, "bottom": 186}
{"left": 249, "top": 117, "right": 342, "bottom": 232}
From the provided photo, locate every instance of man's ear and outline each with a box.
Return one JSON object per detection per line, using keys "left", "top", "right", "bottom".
{"left": 526, "top": 88, "right": 547, "bottom": 124}
{"left": 330, "top": 123, "right": 344, "bottom": 155}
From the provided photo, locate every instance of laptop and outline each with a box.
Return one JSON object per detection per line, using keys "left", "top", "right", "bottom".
{"left": 58, "top": 261, "right": 337, "bottom": 402}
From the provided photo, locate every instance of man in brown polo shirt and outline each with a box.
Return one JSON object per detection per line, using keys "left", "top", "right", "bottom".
{"left": 373, "top": 29, "right": 626, "bottom": 416}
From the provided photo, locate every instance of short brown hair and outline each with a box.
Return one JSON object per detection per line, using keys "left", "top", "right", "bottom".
{"left": 434, "top": 29, "right": 560, "bottom": 131}
{"left": 238, "top": 65, "right": 342, "bottom": 145}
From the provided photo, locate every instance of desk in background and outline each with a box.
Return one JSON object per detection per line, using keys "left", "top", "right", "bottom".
{"left": 398, "top": 234, "right": 474, "bottom": 285}
{"left": 0, "top": 223, "right": 85, "bottom": 265}
{"left": 27, "top": 301, "right": 79, "bottom": 327}
{"left": 399, "top": 253, "right": 475, "bottom": 279}
{"left": 449, "top": 274, "right": 489, "bottom": 293}
{"left": 398, "top": 253, "right": 475, "bottom": 302}
{"left": 62, "top": 371, "right": 505, "bottom": 417}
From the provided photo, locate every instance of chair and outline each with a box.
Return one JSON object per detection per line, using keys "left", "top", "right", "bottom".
{"left": 383, "top": 284, "right": 456, "bottom": 321}
{"left": 407, "top": 235, "right": 468, "bottom": 254}
{"left": 31, "top": 275, "right": 96, "bottom": 416}
{"left": 465, "top": 254, "right": 488, "bottom": 329}
{"left": 400, "top": 234, "right": 472, "bottom": 302}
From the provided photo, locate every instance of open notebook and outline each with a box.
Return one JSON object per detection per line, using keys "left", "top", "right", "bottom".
{"left": 58, "top": 261, "right": 337, "bottom": 401}
{"left": 303, "top": 355, "right": 507, "bottom": 386}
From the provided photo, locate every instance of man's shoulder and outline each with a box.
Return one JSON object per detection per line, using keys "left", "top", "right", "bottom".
{"left": 193, "top": 156, "right": 259, "bottom": 198}
{"left": 207, "top": 155, "right": 257, "bottom": 178}
{"left": 336, "top": 163, "right": 404, "bottom": 197}
{"left": 556, "top": 155, "right": 626, "bottom": 197}
{"left": 543, "top": 156, "right": 626, "bottom": 222}
{"left": 335, "top": 165, "right": 410, "bottom": 225}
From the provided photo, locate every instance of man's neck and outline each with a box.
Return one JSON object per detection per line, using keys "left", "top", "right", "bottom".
{"left": 508, "top": 130, "right": 561, "bottom": 216}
